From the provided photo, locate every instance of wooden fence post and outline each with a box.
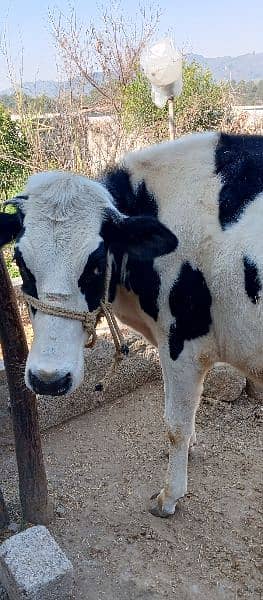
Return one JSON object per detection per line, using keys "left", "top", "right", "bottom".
{"left": 0, "top": 251, "right": 51, "bottom": 525}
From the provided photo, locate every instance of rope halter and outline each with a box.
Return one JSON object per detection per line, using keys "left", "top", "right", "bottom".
{"left": 22, "top": 292, "right": 129, "bottom": 392}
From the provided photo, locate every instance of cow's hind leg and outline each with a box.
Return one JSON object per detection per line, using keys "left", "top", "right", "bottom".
{"left": 245, "top": 379, "right": 263, "bottom": 402}
{"left": 150, "top": 348, "right": 206, "bottom": 518}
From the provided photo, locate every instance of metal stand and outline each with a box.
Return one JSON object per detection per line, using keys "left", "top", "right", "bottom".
{"left": 167, "top": 97, "right": 175, "bottom": 140}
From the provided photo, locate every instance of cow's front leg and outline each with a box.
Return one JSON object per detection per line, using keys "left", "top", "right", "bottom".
{"left": 150, "top": 349, "right": 206, "bottom": 518}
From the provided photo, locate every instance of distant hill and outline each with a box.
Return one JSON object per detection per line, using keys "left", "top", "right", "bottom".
{"left": 0, "top": 74, "right": 103, "bottom": 97}
{"left": 1, "top": 53, "right": 263, "bottom": 96}
{"left": 187, "top": 52, "right": 263, "bottom": 82}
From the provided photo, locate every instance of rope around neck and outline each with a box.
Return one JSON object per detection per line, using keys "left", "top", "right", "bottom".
{"left": 22, "top": 292, "right": 129, "bottom": 391}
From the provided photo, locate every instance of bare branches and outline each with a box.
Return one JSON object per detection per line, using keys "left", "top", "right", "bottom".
{"left": 49, "top": 2, "right": 161, "bottom": 114}
{"left": 0, "top": 2, "right": 161, "bottom": 182}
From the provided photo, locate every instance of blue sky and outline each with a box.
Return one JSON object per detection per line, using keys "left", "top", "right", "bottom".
{"left": 0, "top": 0, "right": 262, "bottom": 90}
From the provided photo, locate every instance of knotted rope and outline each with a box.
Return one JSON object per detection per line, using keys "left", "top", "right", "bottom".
{"left": 22, "top": 292, "right": 129, "bottom": 392}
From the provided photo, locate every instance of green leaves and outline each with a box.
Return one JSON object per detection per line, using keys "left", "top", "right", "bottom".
{"left": 0, "top": 103, "right": 30, "bottom": 200}
{"left": 121, "top": 71, "right": 167, "bottom": 133}
{"left": 121, "top": 61, "right": 230, "bottom": 138}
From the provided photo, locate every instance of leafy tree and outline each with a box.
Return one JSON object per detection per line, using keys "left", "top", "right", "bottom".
{"left": 0, "top": 103, "right": 30, "bottom": 200}
{"left": 0, "top": 94, "right": 17, "bottom": 110}
{"left": 122, "top": 61, "right": 230, "bottom": 138}
{"left": 121, "top": 71, "right": 166, "bottom": 133}
{"left": 231, "top": 79, "right": 263, "bottom": 105}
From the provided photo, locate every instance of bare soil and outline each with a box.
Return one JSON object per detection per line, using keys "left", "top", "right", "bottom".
{"left": 1, "top": 380, "right": 262, "bottom": 600}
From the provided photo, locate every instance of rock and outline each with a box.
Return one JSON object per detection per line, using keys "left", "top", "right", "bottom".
{"left": 0, "top": 525, "right": 73, "bottom": 600}
{"left": 55, "top": 506, "right": 66, "bottom": 517}
{"left": 203, "top": 364, "right": 245, "bottom": 403}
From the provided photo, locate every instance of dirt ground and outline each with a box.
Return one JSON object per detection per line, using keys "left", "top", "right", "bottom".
{"left": 1, "top": 379, "right": 262, "bottom": 600}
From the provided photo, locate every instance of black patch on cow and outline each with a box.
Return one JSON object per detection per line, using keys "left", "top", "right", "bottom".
{"left": 14, "top": 245, "right": 38, "bottom": 314}
{"left": 102, "top": 169, "right": 162, "bottom": 320}
{"left": 124, "top": 257, "right": 160, "bottom": 321}
{"left": 169, "top": 262, "right": 212, "bottom": 361}
{"left": 215, "top": 133, "right": 263, "bottom": 229}
{"left": 78, "top": 242, "right": 107, "bottom": 311}
{"left": 103, "top": 167, "right": 158, "bottom": 217}
{"left": 243, "top": 255, "right": 262, "bottom": 304}
{"left": 108, "top": 247, "right": 123, "bottom": 304}
{"left": 108, "top": 249, "right": 161, "bottom": 321}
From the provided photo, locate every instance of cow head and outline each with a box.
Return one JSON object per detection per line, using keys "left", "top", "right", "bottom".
{"left": 0, "top": 171, "right": 177, "bottom": 396}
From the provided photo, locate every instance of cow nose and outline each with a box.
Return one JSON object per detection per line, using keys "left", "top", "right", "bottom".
{"left": 28, "top": 369, "right": 72, "bottom": 396}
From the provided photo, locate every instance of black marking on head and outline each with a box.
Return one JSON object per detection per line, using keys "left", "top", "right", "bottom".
{"left": 103, "top": 167, "right": 158, "bottom": 217}
{"left": 78, "top": 242, "right": 107, "bottom": 311}
{"left": 215, "top": 133, "right": 263, "bottom": 229}
{"left": 169, "top": 262, "right": 212, "bottom": 361}
{"left": 243, "top": 255, "right": 262, "bottom": 304}
{"left": 14, "top": 244, "right": 38, "bottom": 314}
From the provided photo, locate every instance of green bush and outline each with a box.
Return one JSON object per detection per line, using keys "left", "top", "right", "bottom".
{"left": 121, "top": 71, "right": 166, "bottom": 133}
{"left": 0, "top": 103, "right": 30, "bottom": 200}
{"left": 122, "top": 61, "right": 230, "bottom": 138}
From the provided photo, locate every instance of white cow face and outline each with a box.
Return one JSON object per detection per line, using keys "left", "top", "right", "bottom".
{"left": 0, "top": 170, "right": 178, "bottom": 396}
{"left": 13, "top": 172, "right": 112, "bottom": 396}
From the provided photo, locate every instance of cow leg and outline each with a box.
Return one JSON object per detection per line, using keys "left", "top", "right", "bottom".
{"left": 150, "top": 350, "right": 205, "bottom": 518}
{"left": 245, "top": 379, "right": 263, "bottom": 402}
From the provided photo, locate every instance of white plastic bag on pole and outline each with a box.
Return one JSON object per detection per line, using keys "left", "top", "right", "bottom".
{"left": 140, "top": 38, "right": 182, "bottom": 108}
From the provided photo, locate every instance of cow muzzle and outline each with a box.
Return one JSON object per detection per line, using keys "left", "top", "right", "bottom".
{"left": 28, "top": 369, "right": 72, "bottom": 396}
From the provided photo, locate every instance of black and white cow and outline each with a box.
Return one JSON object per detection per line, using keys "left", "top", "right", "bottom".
{"left": 1, "top": 131, "right": 263, "bottom": 517}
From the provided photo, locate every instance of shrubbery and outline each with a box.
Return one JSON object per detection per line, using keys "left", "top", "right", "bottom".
{"left": 0, "top": 103, "right": 29, "bottom": 200}
{"left": 122, "top": 61, "right": 231, "bottom": 138}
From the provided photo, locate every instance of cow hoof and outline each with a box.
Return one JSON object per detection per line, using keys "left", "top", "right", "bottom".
{"left": 149, "top": 493, "right": 174, "bottom": 518}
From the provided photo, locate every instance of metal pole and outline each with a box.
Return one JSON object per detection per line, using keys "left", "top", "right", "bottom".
{"left": 0, "top": 251, "right": 51, "bottom": 525}
{"left": 167, "top": 97, "right": 175, "bottom": 140}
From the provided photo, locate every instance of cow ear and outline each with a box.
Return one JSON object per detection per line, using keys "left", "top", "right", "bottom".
{"left": 0, "top": 213, "right": 23, "bottom": 247}
{"left": 101, "top": 214, "right": 178, "bottom": 260}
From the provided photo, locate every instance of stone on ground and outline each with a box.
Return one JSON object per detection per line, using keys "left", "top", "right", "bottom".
{"left": 203, "top": 363, "right": 245, "bottom": 403}
{"left": 0, "top": 525, "right": 73, "bottom": 600}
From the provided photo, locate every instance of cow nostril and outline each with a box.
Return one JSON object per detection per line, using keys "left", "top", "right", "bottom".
{"left": 28, "top": 369, "right": 72, "bottom": 396}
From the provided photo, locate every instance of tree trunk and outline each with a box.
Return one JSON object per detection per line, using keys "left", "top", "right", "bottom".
{"left": 0, "top": 487, "right": 9, "bottom": 530}
{"left": 0, "top": 251, "right": 51, "bottom": 524}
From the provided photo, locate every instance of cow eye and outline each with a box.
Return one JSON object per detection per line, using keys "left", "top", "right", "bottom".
{"left": 93, "top": 266, "right": 101, "bottom": 275}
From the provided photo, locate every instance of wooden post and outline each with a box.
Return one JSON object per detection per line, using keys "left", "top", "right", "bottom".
{"left": 0, "top": 487, "right": 9, "bottom": 530}
{"left": 0, "top": 251, "right": 51, "bottom": 525}
{"left": 167, "top": 97, "right": 175, "bottom": 140}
